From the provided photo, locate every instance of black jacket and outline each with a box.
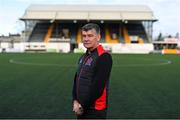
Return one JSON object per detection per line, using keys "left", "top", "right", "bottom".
{"left": 73, "top": 45, "right": 112, "bottom": 110}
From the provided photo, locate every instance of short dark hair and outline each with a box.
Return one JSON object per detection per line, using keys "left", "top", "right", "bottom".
{"left": 82, "top": 23, "right": 100, "bottom": 35}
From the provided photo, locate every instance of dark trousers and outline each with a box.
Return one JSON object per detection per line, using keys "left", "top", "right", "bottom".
{"left": 77, "top": 108, "right": 107, "bottom": 119}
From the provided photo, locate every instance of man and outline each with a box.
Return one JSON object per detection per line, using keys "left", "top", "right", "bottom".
{"left": 72, "top": 23, "right": 112, "bottom": 119}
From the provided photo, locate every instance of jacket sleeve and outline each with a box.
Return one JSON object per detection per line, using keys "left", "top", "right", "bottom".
{"left": 72, "top": 55, "right": 83, "bottom": 101}
{"left": 72, "top": 72, "right": 77, "bottom": 101}
{"left": 80, "top": 53, "right": 112, "bottom": 110}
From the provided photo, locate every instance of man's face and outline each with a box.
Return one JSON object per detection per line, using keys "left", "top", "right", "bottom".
{"left": 82, "top": 29, "right": 100, "bottom": 50}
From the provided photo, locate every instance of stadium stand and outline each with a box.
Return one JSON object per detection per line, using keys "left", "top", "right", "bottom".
{"left": 21, "top": 5, "right": 157, "bottom": 44}
{"left": 29, "top": 23, "right": 51, "bottom": 42}
{"left": 126, "top": 23, "right": 148, "bottom": 43}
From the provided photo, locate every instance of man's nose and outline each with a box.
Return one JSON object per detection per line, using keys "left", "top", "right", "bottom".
{"left": 83, "top": 36, "right": 89, "bottom": 41}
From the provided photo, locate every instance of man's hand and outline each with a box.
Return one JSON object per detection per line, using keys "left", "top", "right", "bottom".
{"left": 73, "top": 100, "right": 84, "bottom": 115}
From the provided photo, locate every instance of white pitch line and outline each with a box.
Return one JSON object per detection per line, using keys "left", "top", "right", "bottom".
{"left": 113, "top": 59, "right": 172, "bottom": 67}
{"left": 9, "top": 59, "right": 76, "bottom": 67}
{"left": 9, "top": 58, "right": 172, "bottom": 68}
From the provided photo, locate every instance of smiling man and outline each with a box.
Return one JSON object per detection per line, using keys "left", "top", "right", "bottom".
{"left": 72, "top": 23, "right": 112, "bottom": 119}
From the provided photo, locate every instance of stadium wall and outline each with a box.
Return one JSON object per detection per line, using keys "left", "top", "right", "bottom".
{"left": 0, "top": 42, "right": 70, "bottom": 53}
{"left": 0, "top": 42, "right": 154, "bottom": 54}
{"left": 78, "top": 43, "right": 154, "bottom": 54}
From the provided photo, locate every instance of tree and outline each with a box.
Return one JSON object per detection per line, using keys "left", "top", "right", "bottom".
{"left": 175, "top": 32, "right": 179, "bottom": 38}
{"left": 157, "top": 32, "right": 163, "bottom": 41}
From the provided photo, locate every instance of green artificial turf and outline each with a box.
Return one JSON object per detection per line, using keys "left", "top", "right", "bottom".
{"left": 0, "top": 53, "right": 180, "bottom": 119}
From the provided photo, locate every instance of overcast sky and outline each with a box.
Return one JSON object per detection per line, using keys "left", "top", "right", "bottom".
{"left": 0, "top": 0, "right": 180, "bottom": 38}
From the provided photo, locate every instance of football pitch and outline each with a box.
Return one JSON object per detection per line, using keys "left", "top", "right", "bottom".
{"left": 0, "top": 53, "right": 180, "bottom": 119}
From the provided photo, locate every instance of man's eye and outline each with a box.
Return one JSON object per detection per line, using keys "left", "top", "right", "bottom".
{"left": 88, "top": 35, "right": 93, "bottom": 37}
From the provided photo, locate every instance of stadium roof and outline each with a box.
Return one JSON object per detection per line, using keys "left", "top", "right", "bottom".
{"left": 21, "top": 4, "right": 157, "bottom": 21}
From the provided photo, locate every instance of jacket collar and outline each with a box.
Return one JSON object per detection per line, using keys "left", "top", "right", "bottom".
{"left": 86, "top": 45, "right": 102, "bottom": 55}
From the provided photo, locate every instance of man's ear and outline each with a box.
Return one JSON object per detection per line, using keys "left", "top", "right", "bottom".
{"left": 97, "top": 34, "right": 101, "bottom": 42}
